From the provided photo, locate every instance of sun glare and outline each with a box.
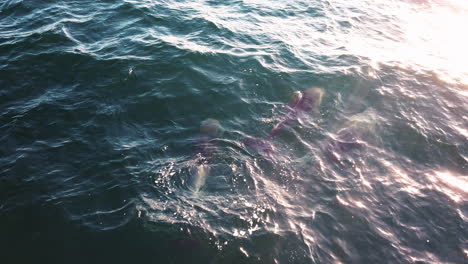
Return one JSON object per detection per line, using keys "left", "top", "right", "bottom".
{"left": 427, "top": 171, "right": 468, "bottom": 203}
{"left": 346, "top": 0, "right": 468, "bottom": 85}
{"left": 400, "top": 2, "right": 468, "bottom": 84}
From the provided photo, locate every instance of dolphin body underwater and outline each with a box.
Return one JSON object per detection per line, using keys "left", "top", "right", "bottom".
{"left": 322, "top": 110, "right": 379, "bottom": 164}
{"left": 189, "top": 118, "right": 223, "bottom": 193}
{"left": 243, "top": 87, "right": 325, "bottom": 154}
{"left": 270, "top": 87, "right": 325, "bottom": 137}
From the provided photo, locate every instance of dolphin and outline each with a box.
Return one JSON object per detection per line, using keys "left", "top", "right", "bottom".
{"left": 269, "top": 87, "right": 324, "bottom": 137}
{"left": 323, "top": 110, "right": 379, "bottom": 163}
{"left": 189, "top": 119, "right": 223, "bottom": 193}
{"left": 244, "top": 87, "right": 325, "bottom": 154}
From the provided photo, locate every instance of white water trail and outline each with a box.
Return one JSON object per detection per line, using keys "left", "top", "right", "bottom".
{"left": 191, "top": 164, "right": 210, "bottom": 194}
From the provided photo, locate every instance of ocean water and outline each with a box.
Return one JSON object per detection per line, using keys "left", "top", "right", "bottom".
{"left": 1, "top": 0, "right": 467, "bottom": 263}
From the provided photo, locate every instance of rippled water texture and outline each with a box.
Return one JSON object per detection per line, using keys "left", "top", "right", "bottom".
{"left": 1, "top": 0, "right": 467, "bottom": 263}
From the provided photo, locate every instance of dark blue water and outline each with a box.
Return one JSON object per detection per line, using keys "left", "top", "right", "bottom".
{"left": 1, "top": 0, "right": 467, "bottom": 263}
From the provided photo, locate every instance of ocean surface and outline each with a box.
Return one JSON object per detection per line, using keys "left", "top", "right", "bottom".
{"left": 1, "top": 0, "right": 467, "bottom": 263}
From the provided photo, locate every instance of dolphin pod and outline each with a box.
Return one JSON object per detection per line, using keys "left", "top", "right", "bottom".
{"left": 190, "top": 86, "right": 375, "bottom": 192}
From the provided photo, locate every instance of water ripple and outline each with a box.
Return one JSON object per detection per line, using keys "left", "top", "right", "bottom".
{"left": 1, "top": 0, "right": 467, "bottom": 263}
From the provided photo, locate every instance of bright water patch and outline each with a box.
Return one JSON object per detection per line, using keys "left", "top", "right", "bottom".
{"left": 0, "top": 0, "right": 467, "bottom": 263}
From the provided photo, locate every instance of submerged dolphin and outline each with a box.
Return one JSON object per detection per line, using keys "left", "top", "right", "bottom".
{"left": 244, "top": 87, "right": 325, "bottom": 154}
{"left": 323, "top": 110, "right": 379, "bottom": 163}
{"left": 190, "top": 119, "right": 223, "bottom": 193}
{"left": 269, "top": 87, "right": 325, "bottom": 137}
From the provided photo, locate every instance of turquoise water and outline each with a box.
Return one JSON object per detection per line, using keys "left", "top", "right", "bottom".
{"left": 1, "top": 0, "right": 467, "bottom": 263}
